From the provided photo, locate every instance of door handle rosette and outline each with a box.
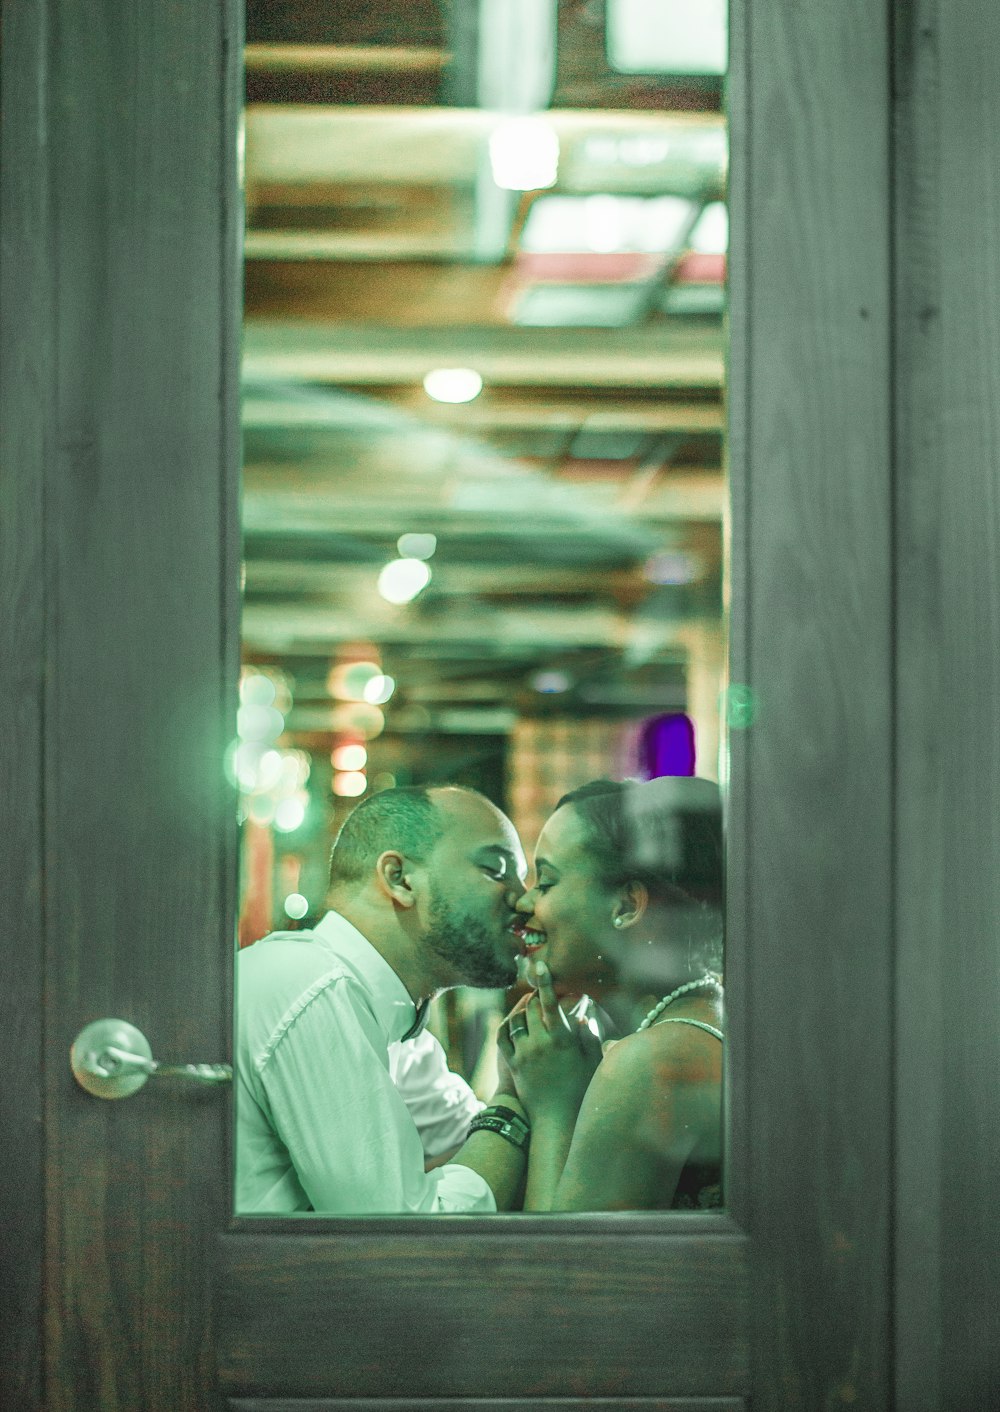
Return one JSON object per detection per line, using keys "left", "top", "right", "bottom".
{"left": 71, "top": 1018, "right": 232, "bottom": 1099}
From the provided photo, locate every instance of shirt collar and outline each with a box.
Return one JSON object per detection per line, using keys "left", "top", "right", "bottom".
{"left": 312, "top": 910, "right": 426, "bottom": 1044}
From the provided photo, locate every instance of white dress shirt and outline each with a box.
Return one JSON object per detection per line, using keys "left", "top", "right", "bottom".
{"left": 236, "top": 910, "right": 496, "bottom": 1214}
{"left": 389, "top": 1029, "right": 485, "bottom": 1159}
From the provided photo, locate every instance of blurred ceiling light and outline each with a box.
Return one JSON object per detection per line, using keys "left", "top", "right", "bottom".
{"left": 688, "top": 200, "right": 729, "bottom": 254}
{"left": 397, "top": 532, "right": 437, "bottom": 561}
{"left": 333, "top": 771, "right": 368, "bottom": 798}
{"left": 584, "top": 195, "right": 626, "bottom": 254}
{"left": 283, "top": 893, "right": 309, "bottom": 920}
{"left": 362, "top": 673, "right": 396, "bottom": 706}
{"left": 644, "top": 550, "right": 699, "bottom": 585}
{"left": 521, "top": 194, "right": 695, "bottom": 255}
{"left": 378, "top": 558, "right": 431, "bottom": 605}
{"left": 332, "top": 743, "right": 367, "bottom": 771}
{"left": 274, "top": 796, "right": 307, "bottom": 833}
{"left": 530, "top": 670, "right": 572, "bottom": 694}
{"left": 489, "top": 115, "right": 559, "bottom": 191}
{"left": 607, "top": 0, "right": 727, "bottom": 75}
{"left": 423, "top": 368, "right": 483, "bottom": 404}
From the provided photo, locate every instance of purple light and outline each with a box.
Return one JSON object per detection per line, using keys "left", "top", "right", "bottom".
{"left": 639, "top": 713, "right": 696, "bottom": 777}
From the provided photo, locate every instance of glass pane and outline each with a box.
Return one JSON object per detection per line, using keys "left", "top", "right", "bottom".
{"left": 236, "top": 0, "right": 727, "bottom": 1216}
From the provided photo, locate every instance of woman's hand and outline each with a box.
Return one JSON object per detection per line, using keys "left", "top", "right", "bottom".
{"left": 498, "top": 960, "right": 602, "bottom": 1121}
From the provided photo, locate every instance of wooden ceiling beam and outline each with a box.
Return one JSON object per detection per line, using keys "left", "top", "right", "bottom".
{"left": 243, "top": 560, "right": 709, "bottom": 596}
{"left": 241, "top": 469, "right": 724, "bottom": 530}
{"left": 242, "top": 386, "right": 721, "bottom": 433}
{"left": 245, "top": 44, "right": 449, "bottom": 74}
{"left": 245, "top": 231, "right": 471, "bottom": 261}
{"left": 241, "top": 600, "right": 698, "bottom": 653}
{"left": 365, "top": 396, "right": 723, "bottom": 434}
{"left": 244, "top": 105, "right": 726, "bottom": 187}
{"left": 242, "top": 321, "right": 723, "bottom": 389}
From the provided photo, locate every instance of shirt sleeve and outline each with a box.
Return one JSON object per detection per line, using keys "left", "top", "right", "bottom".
{"left": 389, "top": 1030, "right": 486, "bottom": 1158}
{"left": 256, "top": 976, "right": 496, "bottom": 1214}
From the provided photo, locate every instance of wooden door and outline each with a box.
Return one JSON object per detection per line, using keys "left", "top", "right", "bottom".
{"left": 4, "top": 1, "right": 999, "bottom": 1410}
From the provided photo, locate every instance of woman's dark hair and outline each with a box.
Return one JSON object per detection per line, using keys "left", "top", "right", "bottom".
{"left": 555, "top": 776, "right": 724, "bottom": 973}
{"left": 555, "top": 776, "right": 723, "bottom": 904}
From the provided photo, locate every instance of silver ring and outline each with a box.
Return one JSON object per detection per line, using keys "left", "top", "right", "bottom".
{"left": 510, "top": 1022, "right": 528, "bottom": 1039}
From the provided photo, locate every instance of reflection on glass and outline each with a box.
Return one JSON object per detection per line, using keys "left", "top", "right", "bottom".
{"left": 237, "top": 0, "right": 727, "bottom": 1214}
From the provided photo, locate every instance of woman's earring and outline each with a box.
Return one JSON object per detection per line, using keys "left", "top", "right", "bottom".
{"left": 613, "top": 916, "right": 624, "bottom": 928}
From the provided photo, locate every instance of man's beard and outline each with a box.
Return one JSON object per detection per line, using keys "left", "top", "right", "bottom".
{"left": 423, "top": 888, "right": 517, "bottom": 989}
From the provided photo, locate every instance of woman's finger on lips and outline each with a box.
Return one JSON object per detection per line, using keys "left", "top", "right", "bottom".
{"left": 504, "top": 992, "right": 531, "bottom": 1022}
{"left": 532, "top": 960, "right": 564, "bottom": 1030}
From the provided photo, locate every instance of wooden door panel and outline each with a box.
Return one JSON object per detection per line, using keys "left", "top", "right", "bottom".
{"left": 0, "top": 0, "right": 48, "bottom": 1406}
{"left": 893, "top": 0, "right": 1000, "bottom": 1406}
{"left": 3, "top": 0, "right": 945, "bottom": 1409}
{"left": 228, "top": 1400, "right": 747, "bottom": 1411}
{"left": 725, "top": 0, "right": 894, "bottom": 1404}
{"left": 217, "top": 1224, "right": 748, "bottom": 1402}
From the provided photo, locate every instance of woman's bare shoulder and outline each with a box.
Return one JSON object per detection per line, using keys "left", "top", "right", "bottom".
{"left": 603, "top": 1017, "right": 721, "bottom": 1080}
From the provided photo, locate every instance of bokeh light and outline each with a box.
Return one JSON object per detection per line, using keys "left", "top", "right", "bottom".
{"left": 363, "top": 673, "right": 395, "bottom": 705}
{"left": 237, "top": 703, "right": 285, "bottom": 743}
{"left": 397, "top": 532, "right": 437, "bottom": 561}
{"left": 422, "top": 368, "right": 483, "bottom": 404}
{"left": 530, "top": 670, "right": 572, "bottom": 694}
{"left": 378, "top": 558, "right": 431, "bottom": 605}
{"left": 489, "top": 116, "right": 559, "bottom": 191}
{"left": 329, "top": 702, "right": 385, "bottom": 739}
{"left": 332, "top": 743, "right": 367, "bottom": 771}
{"left": 333, "top": 770, "right": 368, "bottom": 798}
{"left": 240, "top": 672, "right": 276, "bottom": 707}
{"left": 283, "top": 892, "right": 309, "bottom": 920}
{"left": 274, "top": 795, "right": 307, "bottom": 833}
{"left": 327, "top": 660, "right": 381, "bottom": 702}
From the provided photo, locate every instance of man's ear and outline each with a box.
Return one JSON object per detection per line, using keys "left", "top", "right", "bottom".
{"left": 613, "top": 880, "right": 649, "bottom": 930}
{"left": 375, "top": 850, "right": 417, "bottom": 908}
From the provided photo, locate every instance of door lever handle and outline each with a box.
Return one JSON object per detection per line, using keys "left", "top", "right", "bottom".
{"left": 71, "top": 1018, "right": 232, "bottom": 1099}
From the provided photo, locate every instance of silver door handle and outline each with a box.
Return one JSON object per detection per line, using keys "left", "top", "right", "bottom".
{"left": 71, "top": 1018, "right": 232, "bottom": 1100}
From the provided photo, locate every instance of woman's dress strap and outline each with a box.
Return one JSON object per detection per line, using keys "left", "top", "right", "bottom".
{"left": 653, "top": 1017, "right": 724, "bottom": 1041}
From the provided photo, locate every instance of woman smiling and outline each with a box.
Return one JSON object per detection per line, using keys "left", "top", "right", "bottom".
{"left": 505, "top": 775, "right": 724, "bottom": 1211}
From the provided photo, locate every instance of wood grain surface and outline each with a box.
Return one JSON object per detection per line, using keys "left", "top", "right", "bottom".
{"left": 731, "top": 0, "right": 894, "bottom": 1407}
{"left": 35, "top": 1, "right": 242, "bottom": 1410}
{"left": 893, "top": 0, "right": 1000, "bottom": 1407}
{"left": 228, "top": 1400, "right": 746, "bottom": 1412}
{"left": 217, "top": 1229, "right": 748, "bottom": 1400}
{"left": 0, "top": 1, "right": 50, "bottom": 1408}
{"left": 8, "top": 1, "right": 1000, "bottom": 1408}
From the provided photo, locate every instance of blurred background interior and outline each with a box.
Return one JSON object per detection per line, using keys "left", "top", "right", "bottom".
{"left": 237, "top": 0, "right": 728, "bottom": 1087}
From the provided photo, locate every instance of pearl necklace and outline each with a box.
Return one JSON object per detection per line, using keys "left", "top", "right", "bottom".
{"left": 635, "top": 974, "right": 723, "bottom": 1032}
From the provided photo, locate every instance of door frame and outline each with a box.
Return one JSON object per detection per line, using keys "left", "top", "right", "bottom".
{"left": 5, "top": 0, "right": 999, "bottom": 1408}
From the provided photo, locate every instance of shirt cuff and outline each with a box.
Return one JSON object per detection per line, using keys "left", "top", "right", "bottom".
{"left": 433, "top": 1162, "right": 497, "bottom": 1213}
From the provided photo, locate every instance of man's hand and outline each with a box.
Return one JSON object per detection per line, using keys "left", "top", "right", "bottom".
{"left": 498, "top": 960, "right": 602, "bottom": 1121}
